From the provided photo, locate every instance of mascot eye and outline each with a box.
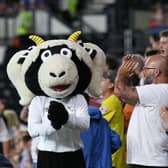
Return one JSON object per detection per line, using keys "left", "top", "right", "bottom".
{"left": 60, "top": 48, "right": 72, "bottom": 58}
{"left": 41, "top": 50, "right": 52, "bottom": 62}
{"left": 28, "top": 45, "right": 36, "bottom": 51}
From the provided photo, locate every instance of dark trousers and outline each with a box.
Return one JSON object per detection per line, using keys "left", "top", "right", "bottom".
{"left": 37, "top": 149, "right": 85, "bottom": 168}
{"left": 127, "top": 164, "right": 168, "bottom": 168}
{"left": 0, "top": 154, "right": 13, "bottom": 168}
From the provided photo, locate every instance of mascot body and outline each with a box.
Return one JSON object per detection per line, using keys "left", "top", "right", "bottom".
{"left": 6, "top": 32, "right": 106, "bottom": 168}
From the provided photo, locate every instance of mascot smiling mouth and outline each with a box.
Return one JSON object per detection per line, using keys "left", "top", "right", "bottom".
{"left": 51, "top": 84, "right": 71, "bottom": 91}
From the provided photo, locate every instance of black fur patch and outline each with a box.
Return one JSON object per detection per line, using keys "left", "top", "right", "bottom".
{"left": 40, "top": 44, "right": 71, "bottom": 56}
{"left": 70, "top": 54, "right": 91, "bottom": 95}
{"left": 84, "top": 48, "right": 97, "bottom": 60}
{"left": 17, "top": 57, "right": 25, "bottom": 64}
{"left": 25, "top": 56, "right": 46, "bottom": 96}
{"left": 90, "top": 49, "right": 97, "bottom": 60}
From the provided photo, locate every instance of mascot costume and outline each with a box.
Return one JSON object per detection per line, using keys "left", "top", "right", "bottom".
{"left": 6, "top": 31, "right": 106, "bottom": 168}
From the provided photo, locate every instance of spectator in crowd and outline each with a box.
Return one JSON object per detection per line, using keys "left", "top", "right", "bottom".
{"left": 145, "top": 1, "right": 167, "bottom": 36}
{"left": 122, "top": 54, "right": 144, "bottom": 133}
{"left": 21, "top": 0, "right": 48, "bottom": 9}
{"left": 4, "top": 109, "right": 20, "bottom": 138}
{"left": 148, "top": 34, "right": 160, "bottom": 50}
{"left": 148, "top": 1, "right": 165, "bottom": 29}
{"left": 0, "top": 98, "right": 13, "bottom": 167}
{"left": 121, "top": 54, "right": 144, "bottom": 162}
{"left": 20, "top": 105, "right": 29, "bottom": 129}
{"left": 16, "top": 3, "right": 33, "bottom": 36}
{"left": 160, "top": 106, "right": 168, "bottom": 134}
{"left": 19, "top": 131, "right": 32, "bottom": 168}
{"left": 0, "top": 0, "right": 7, "bottom": 16}
{"left": 159, "top": 29, "right": 168, "bottom": 57}
{"left": 143, "top": 34, "right": 160, "bottom": 58}
{"left": 11, "top": 130, "right": 23, "bottom": 167}
{"left": 19, "top": 105, "right": 39, "bottom": 168}
{"left": 104, "top": 54, "right": 120, "bottom": 72}
{"left": 12, "top": 130, "right": 32, "bottom": 168}
{"left": 89, "top": 54, "right": 120, "bottom": 108}
{"left": 99, "top": 69, "right": 126, "bottom": 168}
{"left": 66, "top": 0, "right": 79, "bottom": 19}
{"left": 115, "top": 55, "right": 168, "bottom": 168}
{"left": 0, "top": 99, "right": 13, "bottom": 159}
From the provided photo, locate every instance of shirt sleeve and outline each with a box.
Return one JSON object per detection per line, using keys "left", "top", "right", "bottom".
{"left": 64, "top": 94, "right": 90, "bottom": 131}
{"left": 28, "top": 97, "right": 56, "bottom": 137}
{"left": 136, "top": 84, "right": 168, "bottom": 105}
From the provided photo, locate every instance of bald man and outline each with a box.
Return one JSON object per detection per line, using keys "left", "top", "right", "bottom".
{"left": 115, "top": 55, "right": 168, "bottom": 168}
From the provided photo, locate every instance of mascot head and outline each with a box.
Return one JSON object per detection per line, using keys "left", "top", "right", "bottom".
{"left": 7, "top": 31, "right": 106, "bottom": 104}
{"left": 21, "top": 31, "right": 94, "bottom": 99}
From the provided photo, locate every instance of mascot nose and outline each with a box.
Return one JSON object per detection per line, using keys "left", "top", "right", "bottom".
{"left": 49, "top": 71, "right": 66, "bottom": 78}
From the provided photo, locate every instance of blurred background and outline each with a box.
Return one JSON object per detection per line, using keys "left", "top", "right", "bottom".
{"left": 0, "top": 0, "right": 168, "bottom": 115}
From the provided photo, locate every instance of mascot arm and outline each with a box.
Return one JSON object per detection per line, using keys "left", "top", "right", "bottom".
{"left": 48, "top": 95, "right": 90, "bottom": 131}
{"left": 28, "top": 97, "right": 56, "bottom": 137}
{"left": 64, "top": 95, "right": 90, "bottom": 131}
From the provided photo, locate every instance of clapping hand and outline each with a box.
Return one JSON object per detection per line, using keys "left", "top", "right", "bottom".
{"left": 48, "top": 101, "right": 69, "bottom": 130}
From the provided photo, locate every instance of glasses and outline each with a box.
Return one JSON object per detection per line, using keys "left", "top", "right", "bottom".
{"left": 142, "top": 67, "right": 156, "bottom": 71}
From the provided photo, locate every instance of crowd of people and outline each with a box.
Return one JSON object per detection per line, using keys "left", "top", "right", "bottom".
{"left": 0, "top": 0, "right": 47, "bottom": 16}
{"left": 0, "top": 27, "right": 168, "bottom": 168}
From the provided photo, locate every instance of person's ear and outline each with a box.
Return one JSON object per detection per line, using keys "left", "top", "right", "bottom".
{"left": 154, "top": 68, "right": 161, "bottom": 77}
{"left": 109, "top": 83, "right": 114, "bottom": 89}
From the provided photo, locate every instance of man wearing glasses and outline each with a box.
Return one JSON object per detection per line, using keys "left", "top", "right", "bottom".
{"left": 115, "top": 55, "right": 168, "bottom": 168}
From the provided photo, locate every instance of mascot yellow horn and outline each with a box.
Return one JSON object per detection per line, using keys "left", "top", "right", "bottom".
{"left": 68, "top": 31, "right": 81, "bottom": 42}
{"left": 29, "top": 35, "right": 45, "bottom": 45}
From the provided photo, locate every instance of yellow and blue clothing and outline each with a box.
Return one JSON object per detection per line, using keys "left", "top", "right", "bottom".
{"left": 100, "top": 95, "right": 127, "bottom": 168}
{"left": 81, "top": 106, "right": 121, "bottom": 168}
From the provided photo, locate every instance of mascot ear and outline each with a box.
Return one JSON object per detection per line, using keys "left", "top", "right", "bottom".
{"left": 6, "top": 35, "right": 45, "bottom": 105}
{"left": 83, "top": 42, "right": 106, "bottom": 97}
{"left": 7, "top": 50, "right": 34, "bottom": 105}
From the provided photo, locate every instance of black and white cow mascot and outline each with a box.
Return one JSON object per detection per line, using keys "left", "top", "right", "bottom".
{"left": 6, "top": 31, "right": 106, "bottom": 168}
